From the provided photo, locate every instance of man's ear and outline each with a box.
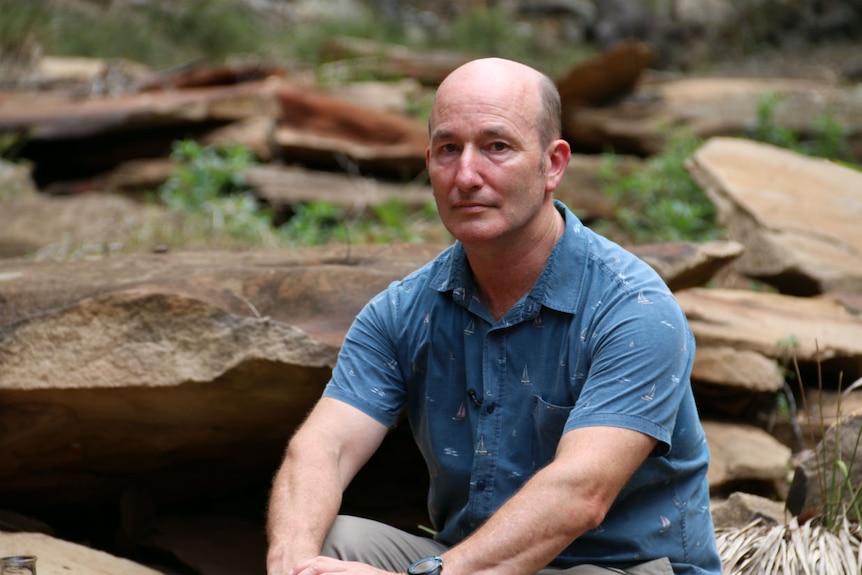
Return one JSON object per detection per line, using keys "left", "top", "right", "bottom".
{"left": 545, "top": 139, "right": 572, "bottom": 193}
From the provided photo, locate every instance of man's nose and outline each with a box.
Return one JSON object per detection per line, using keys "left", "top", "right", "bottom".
{"left": 455, "top": 146, "right": 482, "bottom": 189}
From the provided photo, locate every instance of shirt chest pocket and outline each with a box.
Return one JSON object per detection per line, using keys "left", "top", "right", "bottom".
{"left": 530, "top": 395, "right": 574, "bottom": 469}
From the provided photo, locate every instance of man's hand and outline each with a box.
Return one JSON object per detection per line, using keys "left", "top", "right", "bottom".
{"left": 266, "top": 542, "right": 299, "bottom": 575}
{"left": 290, "top": 556, "right": 397, "bottom": 575}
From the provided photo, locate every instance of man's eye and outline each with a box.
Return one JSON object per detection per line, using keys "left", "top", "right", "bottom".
{"left": 490, "top": 142, "right": 508, "bottom": 151}
{"left": 441, "top": 143, "right": 459, "bottom": 153}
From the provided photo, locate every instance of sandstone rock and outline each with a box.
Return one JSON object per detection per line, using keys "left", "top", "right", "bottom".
{"left": 566, "top": 77, "right": 862, "bottom": 157}
{"left": 692, "top": 346, "right": 784, "bottom": 393}
{"left": 0, "top": 75, "right": 429, "bottom": 186}
{"left": 246, "top": 164, "right": 433, "bottom": 214}
{"left": 91, "top": 158, "right": 177, "bottom": 193}
{"left": 557, "top": 40, "right": 656, "bottom": 111}
{"left": 687, "top": 137, "right": 862, "bottom": 296}
{"left": 200, "top": 115, "right": 278, "bottom": 162}
{"left": 828, "top": 291, "right": 862, "bottom": 315}
{"left": 0, "top": 79, "right": 282, "bottom": 139}
{"left": 0, "top": 189, "right": 164, "bottom": 259}
{"left": 703, "top": 420, "right": 792, "bottom": 494}
{"left": 799, "top": 387, "right": 862, "bottom": 433}
{"left": 676, "top": 287, "right": 862, "bottom": 381}
{"left": 321, "top": 78, "right": 428, "bottom": 115}
{"left": 0, "top": 79, "right": 282, "bottom": 186}
{"left": 138, "top": 61, "right": 286, "bottom": 92}
{"left": 711, "top": 491, "right": 789, "bottom": 529}
{"left": 0, "top": 531, "right": 162, "bottom": 575}
{"left": 0, "top": 245, "right": 442, "bottom": 513}
{"left": 7, "top": 55, "right": 151, "bottom": 93}
{"left": 271, "top": 82, "right": 428, "bottom": 178}
{"left": 628, "top": 240, "right": 743, "bottom": 292}
{"left": 691, "top": 346, "right": 785, "bottom": 417}
{"left": 318, "top": 36, "right": 470, "bottom": 86}
{"left": 0, "top": 160, "right": 37, "bottom": 201}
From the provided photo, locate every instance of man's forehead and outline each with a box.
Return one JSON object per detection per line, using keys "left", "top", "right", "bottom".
{"left": 430, "top": 123, "right": 519, "bottom": 141}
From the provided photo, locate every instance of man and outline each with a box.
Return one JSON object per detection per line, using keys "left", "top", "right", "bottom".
{"left": 267, "top": 58, "right": 721, "bottom": 575}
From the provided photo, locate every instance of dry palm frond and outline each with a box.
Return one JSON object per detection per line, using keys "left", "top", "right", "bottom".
{"left": 715, "top": 517, "right": 862, "bottom": 575}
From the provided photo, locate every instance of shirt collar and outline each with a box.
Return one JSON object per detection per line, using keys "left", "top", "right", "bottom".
{"left": 430, "top": 200, "right": 587, "bottom": 318}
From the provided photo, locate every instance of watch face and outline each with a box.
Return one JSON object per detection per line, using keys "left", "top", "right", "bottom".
{"left": 410, "top": 556, "right": 442, "bottom": 575}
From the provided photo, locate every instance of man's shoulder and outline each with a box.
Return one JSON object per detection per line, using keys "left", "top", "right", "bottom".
{"left": 582, "top": 227, "right": 667, "bottom": 285}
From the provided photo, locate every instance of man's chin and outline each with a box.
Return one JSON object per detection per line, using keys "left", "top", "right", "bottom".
{"left": 449, "top": 224, "right": 504, "bottom": 246}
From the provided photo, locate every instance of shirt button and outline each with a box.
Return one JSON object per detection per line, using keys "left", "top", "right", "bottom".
{"left": 476, "top": 480, "right": 486, "bottom": 491}
{"left": 485, "top": 403, "right": 496, "bottom": 414}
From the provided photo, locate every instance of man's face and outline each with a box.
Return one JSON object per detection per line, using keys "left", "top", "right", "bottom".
{"left": 426, "top": 73, "right": 554, "bottom": 248}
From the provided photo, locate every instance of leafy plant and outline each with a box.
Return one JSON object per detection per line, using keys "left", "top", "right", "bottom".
{"left": 160, "top": 140, "right": 254, "bottom": 210}
{"left": 752, "top": 91, "right": 799, "bottom": 150}
{"left": 279, "top": 201, "right": 347, "bottom": 247}
{"left": 596, "top": 130, "right": 724, "bottom": 244}
{"left": 157, "top": 140, "right": 448, "bottom": 249}
{"left": 158, "top": 140, "right": 280, "bottom": 245}
{"left": 0, "top": 0, "right": 49, "bottom": 56}
{"left": 279, "top": 198, "right": 447, "bottom": 247}
{"left": 752, "top": 91, "right": 856, "bottom": 166}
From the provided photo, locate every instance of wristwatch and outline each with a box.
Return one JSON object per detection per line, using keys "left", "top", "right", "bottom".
{"left": 407, "top": 555, "right": 443, "bottom": 575}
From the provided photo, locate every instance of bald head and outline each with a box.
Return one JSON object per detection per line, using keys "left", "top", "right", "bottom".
{"left": 430, "top": 58, "right": 562, "bottom": 148}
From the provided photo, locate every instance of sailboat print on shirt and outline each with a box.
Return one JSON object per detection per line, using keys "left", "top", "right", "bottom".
{"left": 521, "top": 365, "right": 533, "bottom": 385}
{"left": 464, "top": 318, "right": 475, "bottom": 335}
{"left": 476, "top": 435, "right": 489, "bottom": 455}
{"left": 637, "top": 290, "right": 654, "bottom": 305}
{"left": 453, "top": 402, "right": 467, "bottom": 421}
{"left": 641, "top": 384, "right": 656, "bottom": 402}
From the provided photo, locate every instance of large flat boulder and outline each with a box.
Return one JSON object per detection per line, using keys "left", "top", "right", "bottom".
{"left": 687, "top": 137, "right": 862, "bottom": 295}
{"left": 0, "top": 531, "right": 162, "bottom": 575}
{"left": 0, "top": 245, "right": 442, "bottom": 512}
{"left": 675, "top": 287, "right": 862, "bottom": 382}
{"left": 703, "top": 421, "right": 792, "bottom": 495}
{"left": 0, "top": 75, "right": 429, "bottom": 187}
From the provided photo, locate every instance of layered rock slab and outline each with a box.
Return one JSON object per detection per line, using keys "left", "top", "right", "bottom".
{"left": 687, "top": 137, "right": 862, "bottom": 295}
{"left": 0, "top": 244, "right": 443, "bottom": 511}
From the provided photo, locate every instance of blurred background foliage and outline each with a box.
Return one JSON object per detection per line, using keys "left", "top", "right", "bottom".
{"left": 0, "top": 0, "right": 594, "bottom": 78}
{"left": 0, "top": 0, "right": 858, "bottom": 251}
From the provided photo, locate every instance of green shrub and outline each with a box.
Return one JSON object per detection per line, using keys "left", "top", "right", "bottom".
{"left": 0, "top": 0, "right": 49, "bottom": 55}
{"left": 158, "top": 140, "right": 447, "bottom": 249}
{"left": 753, "top": 91, "right": 856, "bottom": 166}
{"left": 158, "top": 140, "right": 278, "bottom": 245}
{"left": 596, "top": 131, "right": 724, "bottom": 244}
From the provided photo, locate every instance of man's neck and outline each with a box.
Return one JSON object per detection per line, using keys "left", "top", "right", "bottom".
{"left": 465, "top": 207, "right": 565, "bottom": 321}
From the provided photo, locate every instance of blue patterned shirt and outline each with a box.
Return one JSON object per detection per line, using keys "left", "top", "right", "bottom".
{"left": 323, "top": 201, "right": 721, "bottom": 574}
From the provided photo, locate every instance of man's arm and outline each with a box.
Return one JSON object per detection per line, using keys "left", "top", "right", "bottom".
{"left": 441, "top": 425, "right": 657, "bottom": 575}
{"left": 266, "top": 397, "right": 389, "bottom": 575}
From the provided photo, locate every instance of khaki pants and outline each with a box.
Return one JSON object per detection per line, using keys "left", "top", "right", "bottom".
{"left": 322, "top": 515, "right": 673, "bottom": 575}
